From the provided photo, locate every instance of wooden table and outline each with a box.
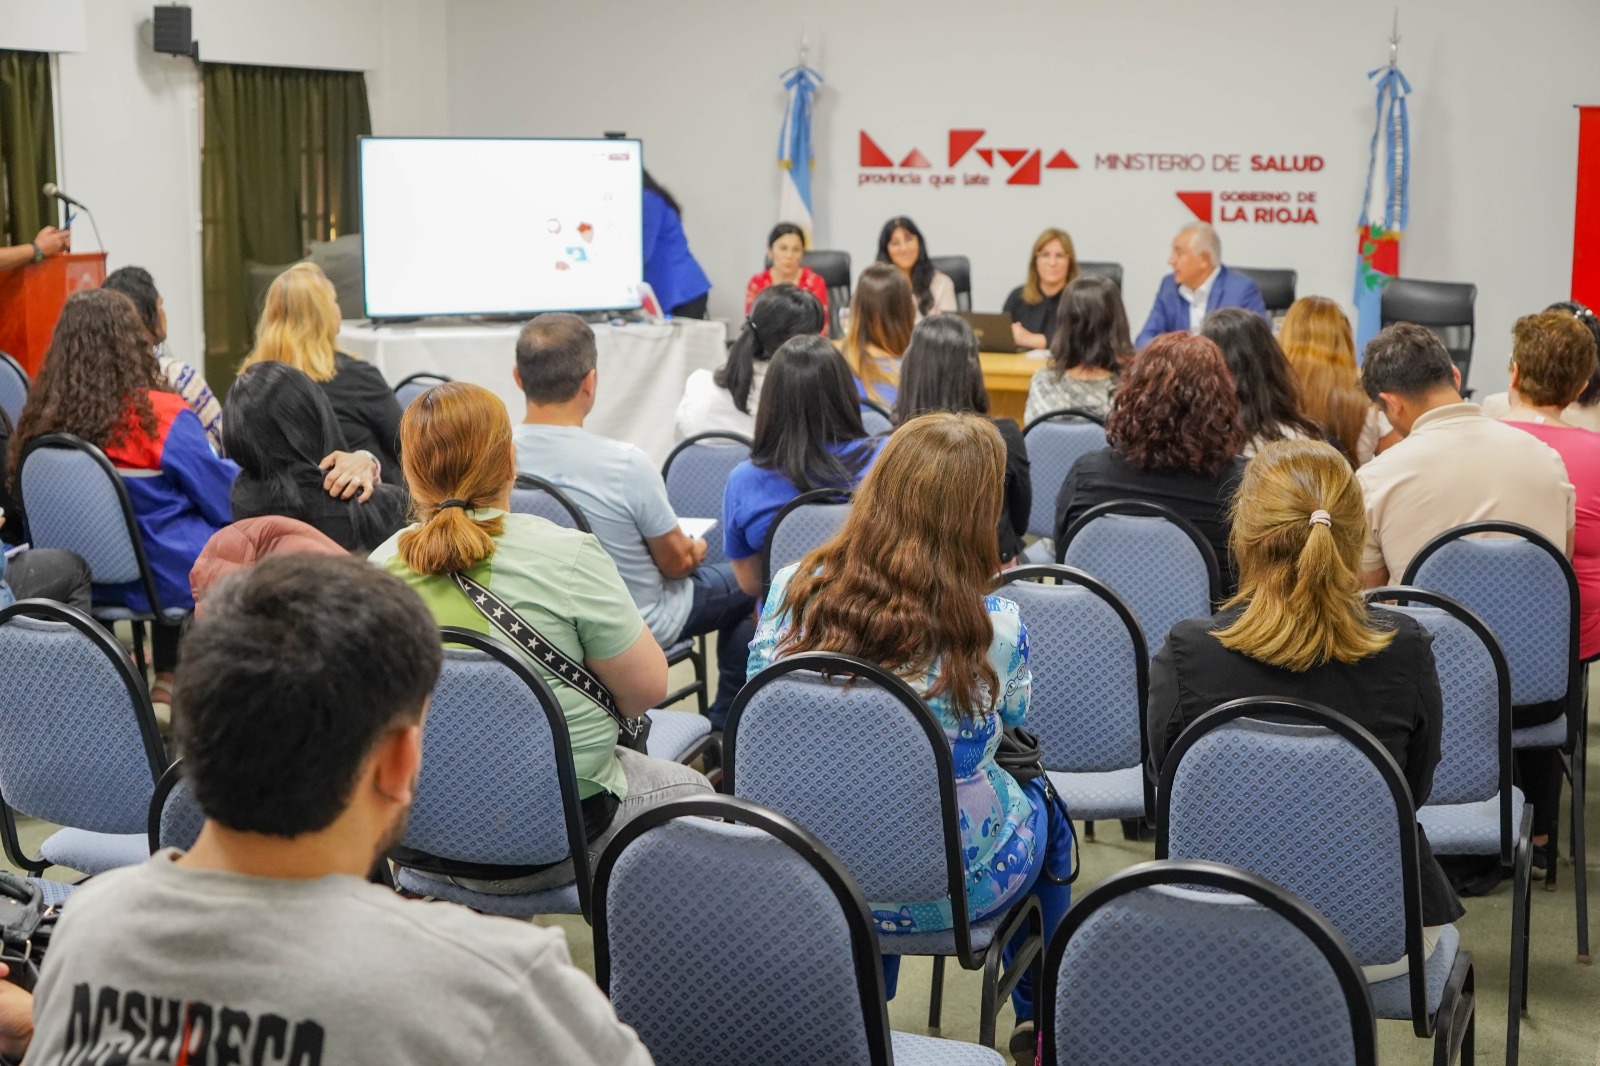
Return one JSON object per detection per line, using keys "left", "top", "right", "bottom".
{"left": 980, "top": 351, "right": 1046, "bottom": 424}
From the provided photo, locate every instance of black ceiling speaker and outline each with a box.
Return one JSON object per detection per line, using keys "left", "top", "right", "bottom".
{"left": 152, "top": 5, "right": 197, "bottom": 59}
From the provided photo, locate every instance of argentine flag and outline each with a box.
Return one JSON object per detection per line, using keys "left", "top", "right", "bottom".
{"left": 777, "top": 64, "right": 822, "bottom": 239}
{"left": 1353, "top": 61, "right": 1411, "bottom": 355}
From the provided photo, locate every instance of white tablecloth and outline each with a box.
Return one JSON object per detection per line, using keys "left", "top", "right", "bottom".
{"left": 337, "top": 318, "right": 727, "bottom": 465}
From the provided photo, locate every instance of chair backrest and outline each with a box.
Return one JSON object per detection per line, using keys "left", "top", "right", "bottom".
{"left": 398, "top": 629, "right": 594, "bottom": 916}
{"left": 1402, "top": 522, "right": 1578, "bottom": 714}
{"left": 801, "top": 249, "right": 852, "bottom": 338}
{"left": 1157, "top": 699, "right": 1425, "bottom": 984}
{"left": 1059, "top": 500, "right": 1220, "bottom": 656}
{"left": 725, "top": 653, "right": 974, "bottom": 955}
{"left": 999, "top": 566, "right": 1148, "bottom": 782}
{"left": 930, "top": 255, "right": 972, "bottom": 311}
{"left": 858, "top": 402, "right": 893, "bottom": 436}
{"left": 147, "top": 759, "right": 204, "bottom": 852}
{"left": 394, "top": 372, "right": 452, "bottom": 409}
{"left": 1042, "top": 859, "right": 1377, "bottom": 1066}
{"left": 662, "top": 432, "right": 751, "bottom": 567}
{"left": 509, "top": 473, "right": 592, "bottom": 532}
{"left": 761, "top": 489, "right": 853, "bottom": 593}
{"left": 0, "top": 602, "right": 165, "bottom": 860}
{"left": 1380, "top": 278, "right": 1476, "bottom": 381}
{"left": 594, "top": 795, "right": 894, "bottom": 1066}
{"left": 19, "top": 434, "right": 165, "bottom": 612}
{"left": 1231, "top": 266, "right": 1298, "bottom": 317}
{"left": 1077, "top": 261, "right": 1124, "bottom": 291}
{"left": 1021, "top": 409, "right": 1109, "bottom": 539}
{"left": 0, "top": 352, "right": 27, "bottom": 429}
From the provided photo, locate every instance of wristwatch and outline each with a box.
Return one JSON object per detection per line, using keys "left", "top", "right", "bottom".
{"left": 28, "top": 243, "right": 42, "bottom": 263}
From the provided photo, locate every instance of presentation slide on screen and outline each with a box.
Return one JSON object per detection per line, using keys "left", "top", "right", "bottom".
{"left": 360, "top": 138, "right": 644, "bottom": 318}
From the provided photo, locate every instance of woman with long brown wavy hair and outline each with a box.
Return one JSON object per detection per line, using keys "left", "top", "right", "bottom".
{"left": 747, "top": 411, "right": 1070, "bottom": 1052}
{"left": 841, "top": 262, "right": 915, "bottom": 405}
{"left": 369, "top": 382, "right": 708, "bottom": 893}
{"left": 1278, "top": 296, "right": 1386, "bottom": 462}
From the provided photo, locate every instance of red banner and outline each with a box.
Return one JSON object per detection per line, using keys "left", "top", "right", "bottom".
{"left": 1573, "top": 106, "right": 1600, "bottom": 308}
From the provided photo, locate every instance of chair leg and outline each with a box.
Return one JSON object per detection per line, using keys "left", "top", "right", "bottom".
{"left": 1571, "top": 741, "right": 1590, "bottom": 962}
{"left": 694, "top": 636, "right": 709, "bottom": 716}
{"left": 1083, "top": 819, "right": 1095, "bottom": 842}
{"left": 131, "top": 621, "right": 147, "bottom": 677}
{"left": 927, "top": 955, "right": 945, "bottom": 1035}
{"left": 1434, "top": 954, "right": 1475, "bottom": 1066}
{"left": 1507, "top": 807, "right": 1533, "bottom": 1066}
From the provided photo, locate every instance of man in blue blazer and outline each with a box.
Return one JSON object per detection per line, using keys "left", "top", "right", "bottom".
{"left": 1135, "top": 223, "right": 1267, "bottom": 347}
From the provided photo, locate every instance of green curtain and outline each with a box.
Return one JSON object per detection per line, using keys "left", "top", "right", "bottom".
{"left": 0, "top": 50, "right": 58, "bottom": 247}
{"left": 201, "top": 63, "right": 370, "bottom": 388}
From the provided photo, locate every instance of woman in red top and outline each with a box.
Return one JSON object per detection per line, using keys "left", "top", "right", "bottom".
{"left": 744, "top": 222, "right": 829, "bottom": 320}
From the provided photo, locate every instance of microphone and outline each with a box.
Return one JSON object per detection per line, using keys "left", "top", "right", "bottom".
{"left": 41, "top": 183, "right": 87, "bottom": 210}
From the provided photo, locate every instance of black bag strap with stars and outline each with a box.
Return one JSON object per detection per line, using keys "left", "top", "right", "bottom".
{"left": 450, "top": 570, "right": 645, "bottom": 744}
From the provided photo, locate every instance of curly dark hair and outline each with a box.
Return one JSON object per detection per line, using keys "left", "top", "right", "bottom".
{"left": 1107, "top": 331, "right": 1242, "bottom": 477}
{"left": 10, "top": 289, "right": 165, "bottom": 488}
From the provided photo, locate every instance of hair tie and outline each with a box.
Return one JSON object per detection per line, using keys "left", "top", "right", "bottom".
{"left": 437, "top": 499, "right": 470, "bottom": 511}
{"left": 1308, "top": 509, "right": 1332, "bottom": 528}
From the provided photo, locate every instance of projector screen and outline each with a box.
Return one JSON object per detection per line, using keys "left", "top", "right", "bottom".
{"left": 359, "top": 137, "right": 644, "bottom": 318}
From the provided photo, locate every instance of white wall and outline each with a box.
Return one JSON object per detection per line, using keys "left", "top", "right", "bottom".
{"left": 447, "top": 0, "right": 1600, "bottom": 393}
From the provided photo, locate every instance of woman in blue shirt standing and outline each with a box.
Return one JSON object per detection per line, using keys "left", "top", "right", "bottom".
{"left": 642, "top": 171, "right": 712, "bottom": 319}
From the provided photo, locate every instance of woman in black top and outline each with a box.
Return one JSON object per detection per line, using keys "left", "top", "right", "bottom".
{"left": 1201, "top": 308, "right": 1325, "bottom": 455}
{"left": 1148, "top": 438, "right": 1464, "bottom": 944}
{"left": 1054, "top": 332, "right": 1246, "bottom": 588}
{"left": 1002, "top": 227, "right": 1079, "bottom": 350}
{"left": 226, "top": 362, "right": 408, "bottom": 553}
{"left": 893, "top": 314, "right": 1031, "bottom": 564}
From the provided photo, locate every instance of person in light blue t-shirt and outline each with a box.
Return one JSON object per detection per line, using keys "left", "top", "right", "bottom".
{"left": 721, "top": 336, "right": 883, "bottom": 596}
{"left": 511, "top": 314, "right": 753, "bottom": 728}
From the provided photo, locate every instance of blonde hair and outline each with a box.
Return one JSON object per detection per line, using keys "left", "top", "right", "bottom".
{"left": 241, "top": 263, "right": 342, "bottom": 382}
{"left": 396, "top": 382, "right": 516, "bottom": 576}
{"left": 843, "top": 263, "right": 914, "bottom": 404}
{"left": 1214, "top": 438, "right": 1394, "bottom": 671}
{"left": 1279, "top": 296, "right": 1357, "bottom": 372}
{"left": 1021, "top": 228, "right": 1080, "bottom": 305}
{"left": 1278, "top": 296, "right": 1368, "bottom": 459}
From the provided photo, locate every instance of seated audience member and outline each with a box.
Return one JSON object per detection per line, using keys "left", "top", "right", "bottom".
{"left": 894, "top": 315, "right": 1032, "bottom": 566}
{"left": 643, "top": 169, "right": 712, "bottom": 319}
{"left": 842, "top": 262, "right": 915, "bottom": 405}
{"left": 1202, "top": 307, "right": 1324, "bottom": 455}
{"left": 1134, "top": 223, "right": 1266, "bottom": 348}
{"left": 1278, "top": 295, "right": 1384, "bottom": 463}
{"left": 749, "top": 412, "right": 1069, "bottom": 1055}
{"left": 241, "top": 262, "right": 404, "bottom": 480}
{"left": 374, "top": 382, "right": 710, "bottom": 885}
{"left": 1003, "top": 228, "right": 1079, "bottom": 350}
{"left": 190, "top": 515, "right": 346, "bottom": 613}
{"left": 11, "top": 289, "right": 237, "bottom": 700}
{"left": 722, "top": 336, "right": 880, "bottom": 598}
{"left": 1493, "top": 311, "right": 1600, "bottom": 658}
{"left": 744, "top": 222, "right": 830, "bottom": 319}
{"left": 25, "top": 554, "right": 651, "bottom": 1064}
{"left": 1055, "top": 332, "right": 1247, "bottom": 589}
{"left": 226, "top": 362, "right": 407, "bottom": 552}
{"left": 1480, "top": 301, "right": 1600, "bottom": 432}
{"left": 512, "top": 314, "right": 755, "bottom": 728}
{"left": 876, "top": 215, "right": 957, "bottom": 321}
{"left": 1023, "top": 276, "right": 1130, "bottom": 424}
{"left": 101, "top": 266, "right": 224, "bottom": 453}
{"left": 0, "top": 516, "right": 90, "bottom": 611}
{"left": 1148, "top": 439, "right": 1463, "bottom": 979}
{"left": 676, "top": 283, "right": 825, "bottom": 439}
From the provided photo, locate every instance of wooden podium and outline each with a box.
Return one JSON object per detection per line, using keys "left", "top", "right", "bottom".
{"left": 0, "top": 253, "right": 107, "bottom": 377}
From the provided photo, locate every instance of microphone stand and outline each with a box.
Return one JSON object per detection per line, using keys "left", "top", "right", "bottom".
{"left": 59, "top": 201, "right": 106, "bottom": 259}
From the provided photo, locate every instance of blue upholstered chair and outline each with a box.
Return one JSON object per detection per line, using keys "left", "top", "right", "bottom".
{"left": 760, "top": 489, "right": 853, "bottom": 596}
{"left": 859, "top": 401, "right": 894, "bottom": 436}
{"left": 18, "top": 433, "right": 188, "bottom": 674}
{"left": 1019, "top": 409, "right": 1107, "bottom": 564}
{"left": 393, "top": 371, "right": 451, "bottom": 409}
{"left": 1040, "top": 859, "right": 1377, "bottom": 1066}
{"left": 1058, "top": 499, "right": 1220, "bottom": 657}
{"left": 1402, "top": 521, "right": 1588, "bottom": 962}
{"left": 662, "top": 431, "right": 752, "bottom": 568}
{"left": 1368, "top": 586, "right": 1531, "bottom": 1064}
{"left": 0, "top": 352, "right": 27, "bottom": 430}
{"left": 0, "top": 600, "right": 168, "bottom": 899}
{"left": 998, "top": 565, "right": 1150, "bottom": 837}
{"left": 594, "top": 795, "right": 1004, "bottom": 1065}
{"left": 146, "top": 759, "right": 204, "bottom": 853}
{"left": 726, "top": 653, "right": 1043, "bottom": 1048}
{"left": 1157, "top": 698, "right": 1475, "bottom": 1065}
{"left": 508, "top": 472, "right": 591, "bottom": 532}
{"left": 391, "top": 629, "right": 595, "bottom": 921}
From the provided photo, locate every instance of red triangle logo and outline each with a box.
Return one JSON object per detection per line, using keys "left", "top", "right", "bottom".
{"left": 1176, "top": 190, "right": 1214, "bottom": 223}
{"left": 899, "top": 148, "right": 931, "bottom": 168}
{"left": 948, "top": 129, "right": 986, "bottom": 167}
{"left": 1045, "top": 150, "right": 1079, "bottom": 170}
{"left": 859, "top": 131, "right": 894, "bottom": 168}
{"left": 998, "top": 149, "right": 1029, "bottom": 167}
{"left": 1006, "top": 149, "right": 1042, "bottom": 186}
{"left": 976, "top": 149, "right": 994, "bottom": 166}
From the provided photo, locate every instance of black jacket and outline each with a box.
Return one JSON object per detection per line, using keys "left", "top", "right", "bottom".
{"left": 321, "top": 353, "right": 405, "bottom": 482}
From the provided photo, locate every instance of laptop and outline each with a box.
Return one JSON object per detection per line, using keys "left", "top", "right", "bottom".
{"left": 958, "top": 311, "right": 1030, "bottom": 354}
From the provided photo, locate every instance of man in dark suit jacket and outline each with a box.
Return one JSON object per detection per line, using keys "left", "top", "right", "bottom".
{"left": 1135, "top": 223, "right": 1267, "bottom": 347}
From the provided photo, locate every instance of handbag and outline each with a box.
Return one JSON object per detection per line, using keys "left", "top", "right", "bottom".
{"left": 451, "top": 571, "right": 651, "bottom": 753}
{"left": 995, "top": 726, "right": 1079, "bottom": 886}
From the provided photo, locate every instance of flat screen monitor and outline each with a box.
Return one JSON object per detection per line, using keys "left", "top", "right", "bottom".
{"left": 359, "top": 136, "right": 644, "bottom": 318}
